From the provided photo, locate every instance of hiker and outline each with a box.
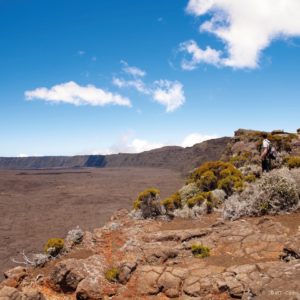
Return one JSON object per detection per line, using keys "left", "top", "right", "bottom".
{"left": 260, "top": 133, "right": 271, "bottom": 172}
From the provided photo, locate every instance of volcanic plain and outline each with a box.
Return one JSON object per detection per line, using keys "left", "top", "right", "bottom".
{"left": 0, "top": 167, "right": 184, "bottom": 277}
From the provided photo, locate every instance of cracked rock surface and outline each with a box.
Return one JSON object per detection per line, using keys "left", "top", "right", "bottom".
{"left": 1, "top": 208, "right": 300, "bottom": 299}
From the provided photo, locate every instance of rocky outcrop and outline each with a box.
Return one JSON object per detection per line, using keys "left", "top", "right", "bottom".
{"left": 1, "top": 209, "right": 299, "bottom": 299}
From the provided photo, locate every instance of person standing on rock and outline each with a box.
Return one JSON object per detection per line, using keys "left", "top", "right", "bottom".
{"left": 260, "top": 133, "right": 271, "bottom": 172}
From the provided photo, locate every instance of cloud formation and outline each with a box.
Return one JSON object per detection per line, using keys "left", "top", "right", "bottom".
{"left": 92, "top": 132, "right": 217, "bottom": 155}
{"left": 121, "top": 60, "right": 146, "bottom": 77}
{"left": 182, "top": 0, "right": 300, "bottom": 69}
{"left": 112, "top": 77, "right": 150, "bottom": 94}
{"left": 153, "top": 80, "right": 185, "bottom": 112}
{"left": 181, "top": 133, "right": 218, "bottom": 147}
{"left": 25, "top": 81, "right": 131, "bottom": 107}
{"left": 179, "top": 40, "right": 222, "bottom": 70}
{"left": 113, "top": 62, "right": 185, "bottom": 112}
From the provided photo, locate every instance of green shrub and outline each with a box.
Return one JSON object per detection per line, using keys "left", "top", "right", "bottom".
{"left": 191, "top": 244, "right": 210, "bottom": 258}
{"left": 244, "top": 174, "right": 256, "bottom": 183}
{"left": 206, "top": 200, "right": 213, "bottom": 214}
{"left": 179, "top": 183, "right": 201, "bottom": 203}
{"left": 188, "top": 161, "right": 243, "bottom": 196}
{"left": 198, "top": 170, "right": 217, "bottom": 191}
{"left": 186, "top": 191, "right": 216, "bottom": 209}
{"left": 186, "top": 193, "right": 206, "bottom": 208}
{"left": 104, "top": 267, "right": 120, "bottom": 282}
{"left": 217, "top": 175, "right": 243, "bottom": 195}
{"left": 287, "top": 156, "right": 300, "bottom": 169}
{"left": 161, "top": 192, "right": 181, "bottom": 211}
{"left": 259, "top": 202, "right": 269, "bottom": 214}
{"left": 230, "top": 153, "right": 250, "bottom": 167}
{"left": 133, "top": 188, "right": 160, "bottom": 210}
{"left": 44, "top": 238, "right": 64, "bottom": 256}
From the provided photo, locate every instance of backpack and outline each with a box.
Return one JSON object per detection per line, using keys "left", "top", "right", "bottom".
{"left": 267, "top": 142, "right": 277, "bottom": 160}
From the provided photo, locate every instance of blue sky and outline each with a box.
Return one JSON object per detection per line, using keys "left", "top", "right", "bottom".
{"left": 1, "top": 0, "right": 300, "bottom": 156}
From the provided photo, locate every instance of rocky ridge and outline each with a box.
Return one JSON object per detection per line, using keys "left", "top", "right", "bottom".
{"left": 0, "top": 137, "right": 230, "bottom": 174}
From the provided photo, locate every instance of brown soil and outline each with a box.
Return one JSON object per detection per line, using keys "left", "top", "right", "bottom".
{"left": 0, "top": 167, "right": 184, "bottom": 277}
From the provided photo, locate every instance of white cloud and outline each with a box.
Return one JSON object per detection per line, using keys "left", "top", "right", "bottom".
{"left": 112, "top": 77, "right": 150, "bottom": 94}
{"left": 181, "top": 133, "right": 218, "bottom": 147}
{"left": 90, "top": 132, "right": 218, "bottom": 155}
{"left": 153, "top": 80, "right": 185, "bottom": 112}
{"left": 25, "top": 81, "right": 131, "bottom": 107}
{"left": 121, "top": 60, "right": 146, "bottom": 77}
{"left": 179, "top": 40, "right": 222, "bottom": 70}
{"left": 128, "top": 139, "right": 164, "bottom": 153}
{"left": 183, "top": 0, "right": 300, "bottom": 69}
{"left": 92, "top": 134, "right": 164, "bottom": 155}
{"left": 18, "top": 154, "right": 29, "bottom": 158}
{"left": 113, "top": 62, "right": 186, "bottom": 112}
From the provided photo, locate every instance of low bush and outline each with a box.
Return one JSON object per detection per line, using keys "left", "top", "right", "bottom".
{"left": 191, "top": 244, "right": 210, "bottom": 258}
{"left": 217, "top": 175, "right": 243, "bottom": 195}
{"left": 244, "top": 174, "right": 256, "bottom": 183}
{"left": 206, "top": 199, "right": 213, "bottom": 214}
{"left": 186, "top": 193, "right": 206, "bottom": 208}
{"left": 186, "top": 191, "right": 217, "bottom": 210}
{"left": 133, "top": 188, "right": 160, "bottom": 210}
{"left": 44, "top": 238, "right": 64, "bottom": 256}
{"left": 267, "top": 134, "right": 297, "bottom": 153}
{"left": 287, "top": 156, "right": 300, "bottom": 169}
{"left": 188, "top": 161, "right": 244, "bottom": 196}
{"left": 161, "top": 192, "right": 181, "bottom": 211}
{"left": 179, "top": 183, "right": 200, "bottom": 203}
{"left": 230, "top": 152, "right": 251, "bottom": 168}
{"left": 105, "top": 267, "right": 120, "bottom": 282}
{"left": 224, "top": 168, "right": 299, "bottom": 220}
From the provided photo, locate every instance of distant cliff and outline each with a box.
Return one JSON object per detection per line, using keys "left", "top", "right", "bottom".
{"left": 0, "top": 137, "right": 231, "bottom": 173}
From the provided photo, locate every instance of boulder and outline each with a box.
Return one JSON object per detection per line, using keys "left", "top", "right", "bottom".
{"left": 157, "top": 271, "right": 181, "bottom": 298}
{"left": 137, "top": 266, "right": 164, "bottom": 295}
{"left": 0, "top": 286, "right": 23, "bottom": 300}
{"left": 3, "top": 267, "right": 27, "bottom": 286}
{"left": 76, "top": 277, "right": 103, "bottom": 300}
{"left": 118, "top": 262, "right": 137, "bottom": 284}
{"left": 0, "top": 287, "right": 45, "bottom": 300}
{"left": 23, "top": 291, "right": 45, "bottom": 300}
{"left": 50, "top": 255, "right": 105, "bottom": 292}
{"left": 281, "top": 235, "right": 300, "bottom": 261}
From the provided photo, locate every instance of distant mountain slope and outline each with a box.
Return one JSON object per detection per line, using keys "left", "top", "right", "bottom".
{"left": 0, "top": 137, "right": 231, "bottom": 173}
